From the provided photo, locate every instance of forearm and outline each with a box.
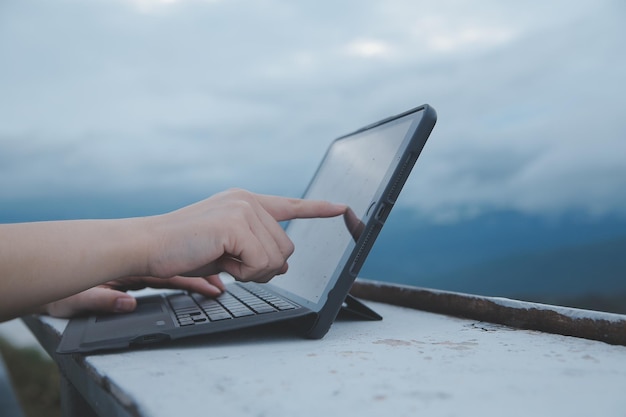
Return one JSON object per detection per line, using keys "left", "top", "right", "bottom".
{"left": 0, "top": 218, "right": 150, "bottom": 321}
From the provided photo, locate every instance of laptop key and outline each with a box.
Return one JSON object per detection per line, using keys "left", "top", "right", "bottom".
{"left": 273, "top": 302, "right": 296, "bottom": 311}
{"left": 230, "top": 308, "right": 255, "bottom": 318}
{"left": 249, "top": 304, "right": 276, "bottom": 314}
{"left": 206, "top": 311, "right": 232, "bottom": 321}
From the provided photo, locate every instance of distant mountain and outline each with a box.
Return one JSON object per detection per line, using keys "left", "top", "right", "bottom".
{"left": 0, "top": 189, "right": 205, "bottom": 223}
{"left": 417, "top": 236, "right": 626, "bottom": 296}
{"left": 361, "top": 209, "right": 626, "bottom": 308}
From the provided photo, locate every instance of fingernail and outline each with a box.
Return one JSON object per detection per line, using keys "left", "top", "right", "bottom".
{"left": 202, "top": 287, "right": 218, "bottom": 296}
{"left": 114, "top": 297, "right": 135, "bottom": 313}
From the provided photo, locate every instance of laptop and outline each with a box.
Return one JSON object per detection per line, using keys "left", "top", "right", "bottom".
{"left": 57, "top": 104, "right": 437, "bottom": 354}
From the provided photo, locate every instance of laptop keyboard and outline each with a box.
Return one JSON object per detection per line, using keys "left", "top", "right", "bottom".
{"left": 167, "top": 283, "right": 297, "bottom": 327}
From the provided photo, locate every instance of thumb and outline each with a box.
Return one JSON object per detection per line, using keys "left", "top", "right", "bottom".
{"left": 44, "top": 287, "right": 138, "bottom": 318}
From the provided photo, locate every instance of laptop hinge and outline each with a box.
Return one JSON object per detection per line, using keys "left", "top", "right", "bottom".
{"left": 339, "top": 294, "right": 383, "bottom": 321}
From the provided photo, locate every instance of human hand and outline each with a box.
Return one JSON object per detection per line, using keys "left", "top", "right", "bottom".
{"left": 0, "top": 189, "right": 346, "bottom": 322}
{"left": 41, "top": 275, "right": 225, "bottom": 318}
{"left": 144, "top": 189, "right": 347, "bottom": 283}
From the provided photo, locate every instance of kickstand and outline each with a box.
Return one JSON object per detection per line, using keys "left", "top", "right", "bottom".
{"left": 338, "top": 294, "right": 383, "bottom": 321}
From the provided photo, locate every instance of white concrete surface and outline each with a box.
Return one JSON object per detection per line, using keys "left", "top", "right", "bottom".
{"left": 37, "top": 301, "right": 626, "bottom": 417}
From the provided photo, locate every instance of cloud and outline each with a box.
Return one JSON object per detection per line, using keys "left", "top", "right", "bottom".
{"left": 0, "top": 0, "right": 624, "bottom": 222}
{"left": 395, "top": 1, "right": 626, "bottom": 221}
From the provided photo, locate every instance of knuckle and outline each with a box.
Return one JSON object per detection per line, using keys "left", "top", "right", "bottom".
{"left": 226, "top": 188, "right": 254, "bottom": 201}
{"left": 284, "top": 240, "right": 295, "bottom": 257}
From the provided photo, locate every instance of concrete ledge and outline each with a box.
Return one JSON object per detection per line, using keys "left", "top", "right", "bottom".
{"left": 22, "top": 287, "right": 626, "bottom": 417}
{"left": 351, "top": 279, "right": 626, "bottom": 346}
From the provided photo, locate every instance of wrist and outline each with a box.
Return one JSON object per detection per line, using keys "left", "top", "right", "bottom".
{"left": 123, "top": 216, "right": 159, "bottom": 278}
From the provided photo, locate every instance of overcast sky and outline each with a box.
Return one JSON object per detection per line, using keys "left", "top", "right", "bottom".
{"left": 1, "top": 0, "right": 625, "bottom": 223}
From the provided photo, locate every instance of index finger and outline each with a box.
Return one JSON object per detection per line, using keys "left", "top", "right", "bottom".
{"left": 256, "top": 195, "right": 347, "bottom": 222}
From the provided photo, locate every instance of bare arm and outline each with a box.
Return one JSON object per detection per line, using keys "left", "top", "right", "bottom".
{"left": 0, "top": 218, "right": 150, "bottom": 320}
{"left": 0, "top": 189, "right": 346, "bottom": 321}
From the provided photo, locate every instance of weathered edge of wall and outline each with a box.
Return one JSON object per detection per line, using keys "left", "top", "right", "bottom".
{"left": 350, "top": 279, "right": 626, "bottom": 346}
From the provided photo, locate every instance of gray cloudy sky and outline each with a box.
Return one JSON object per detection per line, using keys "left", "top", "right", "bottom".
{"left": 1, "top": 0, "right": 625, "bottom": 223}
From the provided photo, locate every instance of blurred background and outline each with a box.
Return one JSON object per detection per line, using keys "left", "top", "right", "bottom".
{"left": 1, "top": 2, "right": 624, "bottom": 413}
{"left": 2, "top": 0, "right": 626, "bottom": 336}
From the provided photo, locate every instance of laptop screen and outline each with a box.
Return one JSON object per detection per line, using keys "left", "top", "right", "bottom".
{"left": 270, "top": 109, "right": 423, "bottom": 306}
